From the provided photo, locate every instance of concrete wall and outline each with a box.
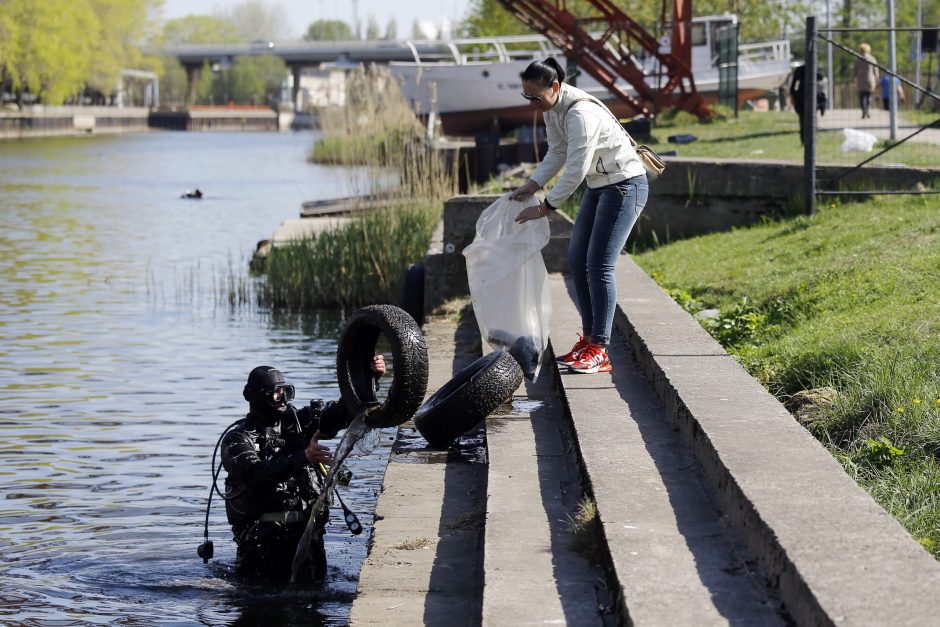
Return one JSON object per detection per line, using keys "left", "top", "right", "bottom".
{"left": 424, "top": 154, "right": 940, "bottom": 311}
{"left": 637, "top": 157, "right": 940, "bottom": 244}
{"left": 0, "top": 106, "right": 150, "bottom": 139}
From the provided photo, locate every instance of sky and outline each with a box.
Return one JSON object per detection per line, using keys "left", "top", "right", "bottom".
{"left": 159, "top": 0, "right": 474, "bottom": 40}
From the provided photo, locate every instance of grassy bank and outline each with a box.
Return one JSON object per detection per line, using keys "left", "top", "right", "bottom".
{"left": 259, "top": 66, "right": 455, "bottom": 309}
{"left": 650, "top": 109, "right": 938, "bottom": 168}
{"left": 633, "top": 193, "right": 940, "bottom": 556}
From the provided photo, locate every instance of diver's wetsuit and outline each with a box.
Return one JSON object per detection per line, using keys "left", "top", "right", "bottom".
{"left": 221, "top": 399, "right": 351, "bottom": 582}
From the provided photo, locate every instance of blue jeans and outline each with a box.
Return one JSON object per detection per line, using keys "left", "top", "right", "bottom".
{"left": 567, "top": 176, "right": 649, "bottom": 345}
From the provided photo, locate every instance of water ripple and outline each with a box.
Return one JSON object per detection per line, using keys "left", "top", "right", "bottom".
{"left": 0, "top": 132, "right": 386, "bottom": 625}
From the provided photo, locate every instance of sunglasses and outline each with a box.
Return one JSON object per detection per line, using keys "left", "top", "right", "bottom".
{"left": 520, "top": 91, "right": 544, "bottom": 103}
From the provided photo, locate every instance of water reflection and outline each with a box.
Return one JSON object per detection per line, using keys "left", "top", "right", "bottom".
{"left": 0, "top": 132, "right": 388, "bottom": 624}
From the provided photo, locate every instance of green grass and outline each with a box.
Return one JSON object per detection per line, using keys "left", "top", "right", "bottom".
{"left": 634, "top": 193, "right": 940, "bottom": 557}
{"left": 650, "top": 110, "right": 939, "bottom": 168}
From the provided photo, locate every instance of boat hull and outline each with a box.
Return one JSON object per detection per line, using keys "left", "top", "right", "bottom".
{"left": 390, "top": 38, "right": 791, "bottom": 135}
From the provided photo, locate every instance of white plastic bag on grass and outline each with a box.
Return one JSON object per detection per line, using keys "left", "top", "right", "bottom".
{"left": 841, "top": 128, "right": 878, "bottom": 153}
{"left": 463, "top": 194, "right": 552, "bottom": 381}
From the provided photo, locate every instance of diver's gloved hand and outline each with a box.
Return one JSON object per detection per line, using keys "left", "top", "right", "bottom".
{"left": 304, "top": 430, "right": 333, "bottom": 465}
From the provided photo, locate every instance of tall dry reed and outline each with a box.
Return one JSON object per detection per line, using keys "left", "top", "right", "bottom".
{"left": 260, "top": 65, "right": 457, "bottom": 310}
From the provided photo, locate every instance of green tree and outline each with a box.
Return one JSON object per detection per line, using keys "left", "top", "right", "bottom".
{"left": 215, "top": 0, "right": 292, "bottom": 42}
{"left": 157, "top": 15, "right": 240, "bottom": 105}
{"left": 85, "top": 0, "right": 161, "bottom": 97}
{"left": 365, "top": 15, "right": 381, "bottom": 40}
{"left": 303, "top": 19, "right": 354, "bottom": 41}
{"left": 385, "top": 17, "right": 398, "bottom": 40}
{"left": 0, "top": 0, "right": 97, "bottom": 104}
{"left": 460, "top": 0, "right": 811, "bottom": 43}
{"left": 161, "top": 15, "right": 240, "bottom": 45}
{"left": 212, "top": 55, "right": 285, "bottom": 105}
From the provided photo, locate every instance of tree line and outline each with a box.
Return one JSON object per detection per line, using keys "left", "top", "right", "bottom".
{"left": 0, "top": 0, "right": 160, "bottom": 105}
{"left": 2, "top": 0, "right": 936, "bottom": 107}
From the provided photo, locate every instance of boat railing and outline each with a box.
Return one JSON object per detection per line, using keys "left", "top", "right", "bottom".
{"left": 738, "top": 40, "right": 791, "bottom": 65}
{"left": 401, "top": 31, "right": 789, "bottom": 72}
{"left": 404, "top": 35, "right": 554, "bottom": 65}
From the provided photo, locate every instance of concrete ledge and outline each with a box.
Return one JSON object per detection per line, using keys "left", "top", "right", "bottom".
{"left": 548, "top": 273, "right": 784, "bottom": 625}
{"left": 350, "top": 315, "right": 486, "bottom": 626}
{"left": 612, "top": 255, "right": 940, "bottom": 625}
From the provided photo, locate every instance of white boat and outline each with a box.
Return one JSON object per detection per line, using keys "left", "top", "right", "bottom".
{"left": 390, "top": 15, "right": 791, "bottom": 136}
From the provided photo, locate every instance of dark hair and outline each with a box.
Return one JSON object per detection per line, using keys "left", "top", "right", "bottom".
{"left": 521, "top": 57, "right": 565, "bottom": 87}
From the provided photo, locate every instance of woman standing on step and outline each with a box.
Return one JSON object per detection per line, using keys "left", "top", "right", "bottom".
{"left": 510, "top": 57, "right": 648, "bottom": 375}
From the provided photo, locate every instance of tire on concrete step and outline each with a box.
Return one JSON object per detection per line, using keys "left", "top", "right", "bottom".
{"left": 336, "top": 304, "right": 429, "bottom": 429}
{"left": 413, "top": 350, "right": 523, "bottom": 449}
{"left": 401, "top": 263, "right": 425, "bottom": 326}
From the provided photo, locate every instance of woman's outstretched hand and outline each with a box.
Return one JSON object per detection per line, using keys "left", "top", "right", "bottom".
{"left": 509, "top": 179, "right": 540, "bottom": 201}
{"left": 515, "top": 202, "right": 548, "bottom": 224}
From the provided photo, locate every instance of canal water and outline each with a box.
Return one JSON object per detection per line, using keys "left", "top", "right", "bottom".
{"left": 0, "top": 131, "right": 393, "bottom": 624}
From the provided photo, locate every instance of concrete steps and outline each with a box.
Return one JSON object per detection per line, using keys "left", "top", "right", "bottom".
{"left": 354, "top": 200, "right": 940, "bottom": 625}
{"left": 549, "top": 273, "right": 785, "bottom": 625}
{"left": 483, "top": 348, "right": 608, "bottom": 626}
{"left": 350, "top": 313, "right": 485, "bottom": 625}
{"left": 611, "top": 257, "right": 940, "bottom": 625}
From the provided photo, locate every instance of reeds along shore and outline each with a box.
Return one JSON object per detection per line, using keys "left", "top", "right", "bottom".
{"left": 262, "top": 66, "right": 457, "bottom": 310}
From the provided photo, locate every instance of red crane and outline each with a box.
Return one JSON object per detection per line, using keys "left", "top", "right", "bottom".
{"left": 496, "top": 0, "right": 712, "bottom": 119}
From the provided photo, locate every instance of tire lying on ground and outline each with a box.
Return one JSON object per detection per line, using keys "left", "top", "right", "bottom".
{"left": 336, "top": 304, "right": 429, "bottom": 429}
{"left": 414, "top": 350, "right": 523, "bottom": 449}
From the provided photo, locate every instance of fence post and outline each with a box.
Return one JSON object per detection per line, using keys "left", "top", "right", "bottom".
{"left": 887, "top": 0, "right": 899, "bottom": 140}
{"left": 804, "top": 16, "right": 817, "bottom": 216}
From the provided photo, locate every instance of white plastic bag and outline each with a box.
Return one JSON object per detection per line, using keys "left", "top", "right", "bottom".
{"left": 841, "top": 128, "right": 878, "bottom": 153}
{"left": 463, "top": 194, "right": 552, "bottom": 381}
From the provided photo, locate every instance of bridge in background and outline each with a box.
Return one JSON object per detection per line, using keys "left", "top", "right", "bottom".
{"left": 153, "top": 39, "right": 491, "bottom": 105}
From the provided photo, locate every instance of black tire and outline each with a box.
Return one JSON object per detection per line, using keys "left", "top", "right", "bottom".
{"left": 401, "top": 263, "right": 425, "bottom": 326}
{"left": 336, "top": 304, "right": 429, "bottom": 429}
{"left": 413, "top": 350, "right": 523, "bottom": 449}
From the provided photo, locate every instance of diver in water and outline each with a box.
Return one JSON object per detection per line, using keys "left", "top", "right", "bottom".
{"left": 221, "top": 358, "right": 384, "bottom": 582}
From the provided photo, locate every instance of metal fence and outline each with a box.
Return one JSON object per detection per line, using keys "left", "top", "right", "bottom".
{"left": 802, "top": 16, "right": 940, "bottom": 214}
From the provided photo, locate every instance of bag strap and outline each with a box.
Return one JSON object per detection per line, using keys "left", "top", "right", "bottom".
{"left": 564, "top": 97, "right": 638, "bottom": 147}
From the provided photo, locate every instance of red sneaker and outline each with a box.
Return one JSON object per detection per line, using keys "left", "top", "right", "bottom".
{"left": 555, "top": 333, "right": 590, "bottom": 366}
{"left": 569, "top": 344, "right": 611, "bottom": 374}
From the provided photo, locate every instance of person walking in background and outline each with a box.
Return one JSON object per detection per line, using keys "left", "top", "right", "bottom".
{"left": 853, "top": 43, "right": 879, "bottom": 119}
{"left": 509, "top": 57, "right": 648, "bottom": 375}
{"left": 879, "top": 74, "right": 905, "bottom": 110}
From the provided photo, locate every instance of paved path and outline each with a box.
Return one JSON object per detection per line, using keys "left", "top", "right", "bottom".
{"left": 818, "top": 107, "right": 940, "bottom": 145}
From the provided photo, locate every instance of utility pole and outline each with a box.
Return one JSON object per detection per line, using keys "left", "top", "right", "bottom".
{"left": 352, "top": 0, "right": 360, "bottom": 39}
{"left": 887, "top": 0, "right": 898, "bottom": 140}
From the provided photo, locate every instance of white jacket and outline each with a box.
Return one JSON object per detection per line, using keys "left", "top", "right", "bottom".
{"left": 529, "top": 83, "right": 646, "bottom": 208}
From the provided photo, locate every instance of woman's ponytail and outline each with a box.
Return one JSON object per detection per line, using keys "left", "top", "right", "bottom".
{"left": 521, "top": 57, "right": 566, "bottom": 87}
{"left": 543, "top": 58, "right": 566, "bottom": 85}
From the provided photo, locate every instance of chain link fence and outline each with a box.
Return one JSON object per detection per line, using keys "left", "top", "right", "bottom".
{"left": 800, "top": 17, "right": 940, "bottom": 213}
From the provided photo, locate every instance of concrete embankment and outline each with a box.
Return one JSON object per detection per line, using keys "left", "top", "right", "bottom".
{"left": 0, "top": 106, "right": 150, "bottom": 139}
{"left": 0, "top": 105, "right": 281, "bottom": 139}
{"left": 351, "top": 194, "right": 940, "bottom": 625}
